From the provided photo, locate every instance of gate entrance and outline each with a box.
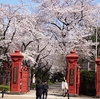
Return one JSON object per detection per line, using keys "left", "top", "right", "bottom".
{"left": 66, "top": 50, "right": 80, "bottom": 95}
{"left": 21, "top": 66, "right": 28, "bottom": 93}
{"left": 95, "top": 56, "right": 100, "bottom": 97}
{"left": 10, "top": 50, "right": 29, "bottom": 93}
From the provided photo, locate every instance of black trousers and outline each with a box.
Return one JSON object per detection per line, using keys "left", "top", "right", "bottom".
{"left": 36, "top": 94, "right": 42, "bottom": 99}
{"left": 43, "top": 92, "right": 48, "bottom": 99}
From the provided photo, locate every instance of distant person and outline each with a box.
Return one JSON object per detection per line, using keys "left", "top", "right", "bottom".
{"left": 61, "top": 79, "right": 68, "bottom": 97}
{"left": 42, "top": 81, "right": 49, "bottom": 99}
{"left": 36, "top": 80, "right": 43, "bottom": 99}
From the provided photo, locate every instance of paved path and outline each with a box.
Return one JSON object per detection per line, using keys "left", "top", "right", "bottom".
{"left": 0, "top": 90, "right": 98, "bottom": 99}
{"left": 0, "top": 82, "right": 98, "bottom": 99}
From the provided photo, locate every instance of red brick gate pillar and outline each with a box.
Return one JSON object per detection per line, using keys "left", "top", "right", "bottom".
{"left": 95, "top": 56, "right": 100, "bottom": 97}
{"left": 76, "top": 67, "right": 80, "bottom": 95}
{"left": 66, "top": 50, "right": 79, "bottom": 95}
{"left": 10, "top": 50, "right": 23, "bottom": 93}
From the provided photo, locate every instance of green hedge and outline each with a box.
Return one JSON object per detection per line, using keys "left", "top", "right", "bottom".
{"left": 48, "top": 81, "right": 53, "bottom": 85}
{"left": 80, "top": 70, "right": 96, "bottom": 96}
{"left": 0, "top": 85, "right": 10, "bottom": 92}
{"left": 31, "top": 83, "right": 36, "bottom": 89}
{"left": 31, "top": 81, "right": 53, "bottom": 89}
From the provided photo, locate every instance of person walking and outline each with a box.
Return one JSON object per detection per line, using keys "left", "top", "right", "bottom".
{"left": 42, "top": 81, "right": 49, "bottom": 99}
{"left": 36, "top": 80, "right": 43, "bottom": 99}
{"left": 61, "top": 79, "right": 68, "bottom": 97}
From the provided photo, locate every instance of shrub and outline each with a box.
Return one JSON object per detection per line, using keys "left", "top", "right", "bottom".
{"left": 80, "top": 70, "right": 95, "bottom": 96}
{"left": 48, "top": 81, "right": 53, "bottom": 85}
{"left": 0, "top": 85, "right": 10, "bottom": 92}
{"left": 31, "top": 81, "right": 53, "bottom": 89}
{"left": 31, "top": 83, "right": 36, "bottom": 89}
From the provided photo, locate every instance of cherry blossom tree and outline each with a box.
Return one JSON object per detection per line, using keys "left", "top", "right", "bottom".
{"left": 0, "top": 2, "right": 54, "bottom": 83}
{"left": 0, "top": 0, "right": 100, "bottom": 84}
{"left": 31, "top": 0, "right": 100, "bottom": 71}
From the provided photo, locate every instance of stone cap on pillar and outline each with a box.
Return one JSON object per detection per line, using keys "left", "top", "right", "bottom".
{"left": 10, "top": 50, "right": 23, "bottom": 58}
{"left": 66, "top": 50, "right": 79, "bottom": 59}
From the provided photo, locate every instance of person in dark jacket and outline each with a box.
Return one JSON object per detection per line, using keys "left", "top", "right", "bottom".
{"left": 42, "top": 81, "right": 49, "bottom": 99}
{"left": 36, "top": 80, "right": 43, "bottom": 99}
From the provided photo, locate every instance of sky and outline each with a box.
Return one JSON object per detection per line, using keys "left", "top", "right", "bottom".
{"left": 0, "top": 0, "right": 100, "bottom": 5}
{"left": 92, "top": 0, "right": 100, "bottom": 4}
{"left": 0, "top": 0, "right": 32, "bottom": 5}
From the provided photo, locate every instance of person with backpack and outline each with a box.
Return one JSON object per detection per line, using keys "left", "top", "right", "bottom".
{"left": 42, "top": 81, "right": 49, "bottom": 99}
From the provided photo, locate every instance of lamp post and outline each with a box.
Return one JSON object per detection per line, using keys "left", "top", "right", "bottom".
{"left": 95, "top": 21, "right": 98, "bottom": 72}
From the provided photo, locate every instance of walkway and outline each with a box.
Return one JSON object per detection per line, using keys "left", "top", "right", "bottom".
{"left": 0, "top": 82, "right": 98, "bottom": 99}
